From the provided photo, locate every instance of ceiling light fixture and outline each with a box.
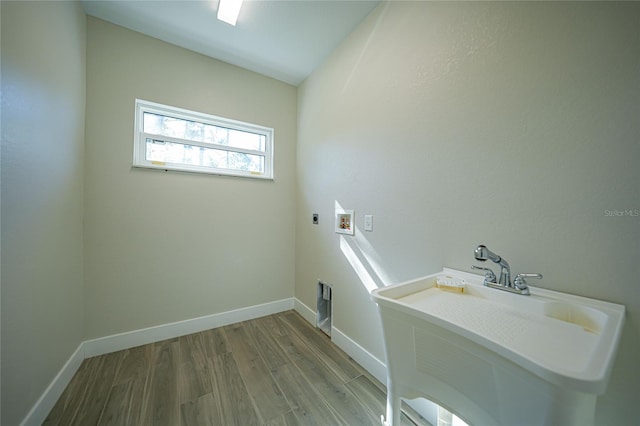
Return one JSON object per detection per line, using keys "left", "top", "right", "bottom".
{"left": 217, "top": 0, "right": 244, "bottom": 26}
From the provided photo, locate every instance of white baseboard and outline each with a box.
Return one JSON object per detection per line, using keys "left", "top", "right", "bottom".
{"left": 21, "top": 343, "right": 85, "bottom": 426}
{"left": 84, "top": 298, "right": 295, "bottom": 357}
{"left": 293, "top": 297, "right": 316, "bottom": 325}
{"left": 291, "top": 299, "right": 387, "bottom": 385}
{"left": 331, "top": 326, "right": 387, "bottom": 385}
{"left": 22, "top": 297, "right": 295, "bottom": 426}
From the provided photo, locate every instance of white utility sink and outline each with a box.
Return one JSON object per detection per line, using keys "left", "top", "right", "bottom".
{"left": 371, "top": 268, "right": 625, "bottom": 426}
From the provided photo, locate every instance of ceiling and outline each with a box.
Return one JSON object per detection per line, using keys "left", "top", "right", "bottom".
{"left": 82, "top": 0, "right": 381, "bottom": 86}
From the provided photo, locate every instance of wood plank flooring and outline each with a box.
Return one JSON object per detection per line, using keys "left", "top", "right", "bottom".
{"left": 44, "top": 310, "right": 428, "bottom": 426}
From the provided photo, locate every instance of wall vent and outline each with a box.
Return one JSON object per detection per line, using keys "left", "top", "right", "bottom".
{"left": 316, "top": 281, "right": 332, "bottom": 337}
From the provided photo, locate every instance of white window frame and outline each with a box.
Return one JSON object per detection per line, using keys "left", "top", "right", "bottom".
{"left": 133, "top": 99, "right": 274, "bottom": 179}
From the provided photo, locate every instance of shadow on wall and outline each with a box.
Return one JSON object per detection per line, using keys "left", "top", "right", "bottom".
{"left": 336, "top": 200, "right": 396, "bottom": 292}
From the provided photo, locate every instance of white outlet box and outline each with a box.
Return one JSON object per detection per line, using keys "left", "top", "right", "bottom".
{"left": 364, "top": 214, "right": 373, "bottom": 231}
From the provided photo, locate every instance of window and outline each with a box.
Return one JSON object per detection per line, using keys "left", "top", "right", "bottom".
{"left": 133, "top": 99, "right": 274, "bottom": 179}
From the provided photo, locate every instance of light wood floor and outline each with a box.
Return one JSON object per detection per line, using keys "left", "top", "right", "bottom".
{"left": 44, "top": 310, "right": 427, "bottom": 425}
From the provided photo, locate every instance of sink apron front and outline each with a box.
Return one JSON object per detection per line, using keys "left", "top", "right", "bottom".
{"left": 372, "top": 269, "right": 625, "bottom": 426}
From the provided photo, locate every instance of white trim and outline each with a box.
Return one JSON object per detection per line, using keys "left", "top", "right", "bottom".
{"left": 331, "top": 326, "right": 388, "bottom": 385}
{"left": 21, "top": 344, "right": 85, "bottom": 426}
{"left": 21, "top": 298, "right": 294, "bottom": 425}
{"left": 291, "top": 299, "right": 387, "bottom": 384}
{"left": 133, "top": 99, "right": 274, "bottom": 180}
{"left": 293, "top": 297, "right": 316, "bottom": 325}
{"left": 84, "top": 298, "right": 294, "bottom": 357}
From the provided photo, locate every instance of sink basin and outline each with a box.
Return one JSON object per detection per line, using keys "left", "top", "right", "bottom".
{"left": 371, "top": 268, "right": 625, "bottom": 426}
{"left": 543, "top": 302, "right": 606, "bottom": 334}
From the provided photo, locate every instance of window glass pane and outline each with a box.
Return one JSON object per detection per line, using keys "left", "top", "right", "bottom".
{"left": 225, "top": 128, "right": 265, "bottom": 151}
{"left": 145, "top": 139, "right": 264, "bottom": 173}
{"left": 144, "top": 113, "right": 187, "bottom": 139}
{"left": 144, "top": 112, "right": 265, "bottom": 152}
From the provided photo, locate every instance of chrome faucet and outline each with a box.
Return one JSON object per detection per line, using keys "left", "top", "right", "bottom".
{"left": 472, "top": 244, "right": 542, "bottom": 296}
{"left": 474, "top": 245, "right": 511, "bottom": 286}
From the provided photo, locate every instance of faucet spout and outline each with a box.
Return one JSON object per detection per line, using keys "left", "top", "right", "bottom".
{"left": 474, "top": 245, "right": 511, "bottom": 287}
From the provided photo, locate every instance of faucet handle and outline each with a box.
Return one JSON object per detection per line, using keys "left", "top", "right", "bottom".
{"left": 471, "top": 265, "right": 497, "bottom": 284}
{"left": 513, "top": 273, "right": 542, "bottom": 290}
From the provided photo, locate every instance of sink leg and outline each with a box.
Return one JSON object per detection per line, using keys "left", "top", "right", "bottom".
{"left": 384, "top": 385, "right": 401, "bottom": 426}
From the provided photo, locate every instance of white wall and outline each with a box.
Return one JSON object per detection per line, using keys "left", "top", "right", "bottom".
{"left": 84, "top": 18, "right": 297, "bottom": 339}
{"left": 296, "top": 2, "right": 640, "bottom": 424}
{"left": 0, "top": 2, "right": 86, "bottom": 424}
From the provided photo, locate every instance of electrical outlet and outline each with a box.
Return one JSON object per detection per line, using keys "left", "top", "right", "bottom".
{"left": 364, "top": 214, "right": 373, "bottom": 231}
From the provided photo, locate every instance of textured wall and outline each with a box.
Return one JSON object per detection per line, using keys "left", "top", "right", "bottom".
{"left": 1, "top": 2, "right": 86, "bottom": 424}
{"left": 296, "top": 2, "right": 639, "bottom": 423}
{"left": 84, "top": 17, "right": 297, "bottom": 339}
